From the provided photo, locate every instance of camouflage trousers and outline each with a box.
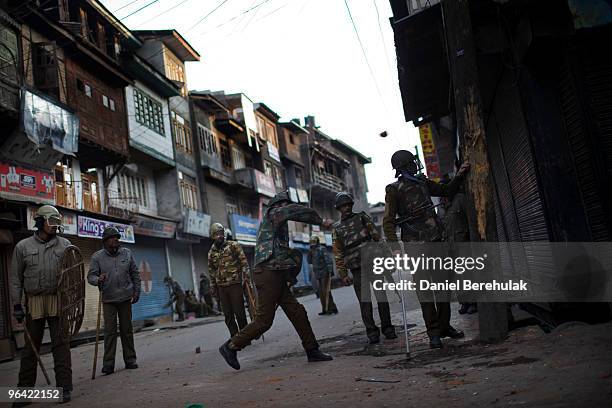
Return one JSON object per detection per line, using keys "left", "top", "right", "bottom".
{"left": 231, "top": 265, "right": 318, "bottom": 351}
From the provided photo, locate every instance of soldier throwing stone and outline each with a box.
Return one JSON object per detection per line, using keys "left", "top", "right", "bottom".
{"left": 219, "top": 191, "right": 334, "bottom": 370}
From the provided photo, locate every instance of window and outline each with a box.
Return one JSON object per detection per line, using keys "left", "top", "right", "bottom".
{"left": 0, "top": 27, "right": 18, "bottom": 83}
{"left": 272, "top": 166, "right": 284, "bottom": 189}
{"left": 257, "top": 116, "right": 266, "bottom": 140}
{"left": 33, "top": 43, "right": 58, "bottom": 98}
{"left": 102, "top": 95, "right": 109, "bottom": 107}
{"left": 295, "top": 167, "right": 304, "bottom": 188}
{"left": 117, "top": 172, "right": 149, "bottom": 208}
{"left": 220, "top": 139, "right": 232, "bottom": 169}
{"left": 77, "top": 78, "right": 92, "bottom": 98}
{"left": 264, "top": 161, "right": 273, "bottom": 177}
{"left": 197, "top": 123, "right": 217, "bottom": 155}
{"left": 109, "top": 99, "right": 116, "bottom": 111}
{"left": 266, "top": 122, "right": 278, "bottom": 147}
{"left": 179, "top": 175, "right": 199, "bottom": 210}
{"left": 164, "top": 50, "right": 186, "bottom": 96}
{"left": 134, "top": 89, "right": 164, "bottom": 135}
{"left": 232, "top": 147, "right": 246, "bottom": 169}
{"left": 172, "top": 111, "right": 192, "bottom": 153}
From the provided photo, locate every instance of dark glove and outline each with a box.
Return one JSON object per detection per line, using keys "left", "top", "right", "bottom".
{"left": 13, "top": 304, "right": 25, "bottom": 323}
{"left": 131, "top": 294, "right": 140, "bottom": 304}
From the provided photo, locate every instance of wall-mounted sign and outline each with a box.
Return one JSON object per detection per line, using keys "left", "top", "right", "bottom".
{"left": 132, "top": 215, "right": 176, "bottom": 238}
{"left": 0, "top": 163, "right": 54, "bottom": 204}
{"left": 229, "top": 213, "right": 260, "bottom": 244}
{"left": 267, "top": 141, "right": 281, "bottom": 163}
{"left": 184, "top": 210, "right": 211, "bottom": 238}
{"left": 297, "top": 188, "right": 309, "bottom": 203}
{"left": 77, "top": 215, "right": 135, "bottom": 243}
{"left": 288, "top": 187, "right": 299, "bottom": 203}
{"left": 418, "top": 123, "right": 441, "bottom": 181}
{"left": 27, "top": 206, "right": 77, "bottom": 235}
{"left": 253, "top": 169, "right": 276, "bottom": 197}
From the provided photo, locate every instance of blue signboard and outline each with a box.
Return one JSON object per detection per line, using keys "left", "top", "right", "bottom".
{"left": 229, "top": 214, "right": 260, "bottom": 243}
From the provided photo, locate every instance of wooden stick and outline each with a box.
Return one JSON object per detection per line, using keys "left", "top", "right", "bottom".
{"left": 324, "top": 274, "right": 332, "bottom": 312}
{"left": 91, "top": 292, "right": 102, "bottom": 380}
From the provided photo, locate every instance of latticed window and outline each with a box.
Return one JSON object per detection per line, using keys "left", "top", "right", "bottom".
{"left": 220, "top": 138, "right": 232, "bottom": 169}
{"left": 179, "top": 174, "right": 199, "bottom": 210}
{"left": 172, "top": 111, "right": 192, "bottom": 153}
{"left": 134, "top": 88, "right": 164, "bottom": 135}
{"left": 197, "top": 123, "right": 217, "bottom": 155}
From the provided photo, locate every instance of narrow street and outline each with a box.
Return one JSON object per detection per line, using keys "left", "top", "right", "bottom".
{"left": 1, "top": 287, "right": 610, "bottom": 408}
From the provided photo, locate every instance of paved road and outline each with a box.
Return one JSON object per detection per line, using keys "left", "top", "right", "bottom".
{"left": 0, "top": 285, "right": 424, "bottom": 407}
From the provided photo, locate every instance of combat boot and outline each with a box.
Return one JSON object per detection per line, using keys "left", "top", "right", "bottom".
{"left": 306, "top": 348, "right": 333, "bottom": 362}
{"left": 219, "top": 340, "right": 240, "bottom": 370}
{"left": 59, "top": 389, "right": 71, "bottom": 404}
{"left": 429, "top": 336, "right": 443, "bottom": 349}
{"left": 383, "top": 327, "right": 398, "bottom": 340}
{"left": 441, "top": 326, "right": 465, "bottom": 339}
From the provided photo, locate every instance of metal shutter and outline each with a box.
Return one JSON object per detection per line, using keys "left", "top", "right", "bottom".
{"left": 125, "top": 237, "right": 171, "bottom": 321}
{"left": 167, "top": 241, "right": 195, "bottom": 292}
{"left": 69, "top": 237, "right": 103, "bottom": 332}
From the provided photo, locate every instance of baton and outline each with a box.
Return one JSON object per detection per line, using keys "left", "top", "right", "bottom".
{"left": 397, "top": 242, "right": 411, "bottom": 359}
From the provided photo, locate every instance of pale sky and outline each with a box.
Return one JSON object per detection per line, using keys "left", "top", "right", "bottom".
{"left": 102, "top": 0, "right": 422, "bottom": 204}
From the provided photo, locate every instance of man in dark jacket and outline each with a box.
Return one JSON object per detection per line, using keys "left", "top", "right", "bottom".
{"left": 308, "top": 236, "right": 338, "bottom": 315}
{"left": 87, "top": 227, "right": 140, "bottom": 375}
{"left": 219, "top": 191, "right": 334, "bottom": 370}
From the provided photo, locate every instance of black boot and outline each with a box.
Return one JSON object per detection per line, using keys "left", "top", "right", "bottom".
{"left": 59, "top": 389, "right": 71, "bottom": 404}
{"left": 101, "top": 366, "right": 114, "bottom": 375}
{"left": 441, "top": 326, "right": 465, "bottom": 339}
{"left": 219, "top": 340, "right": 240, "bottom": 370}
{"left": 306, "top": 348, "right": 333, "bottom": 362}
{"left": 383, "top": 327, "right": 398, "bottom": 340}
{"left": 429, "top": 336, "right": 443, "bottom": 349}
{"left": 125, "top": 362, "right": 139, "bottom": 369}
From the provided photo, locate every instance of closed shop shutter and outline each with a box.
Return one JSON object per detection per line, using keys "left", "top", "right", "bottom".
{"left": 558, "top": 31, "right": 612, "bottom": 241}
{"left": 125, "top": 237, "right": 171, "bottom": 321}
{"left": 167, "top": 241, "right": 194, "bottom": 292}
{"left": 69, "top": 237, "right": 103, "bottom": 333}
{"left": 486, "top": 70, "right": 554, "bottom": 279}
{"left": 0, "top": 246, "right": 10, "bottom": 340}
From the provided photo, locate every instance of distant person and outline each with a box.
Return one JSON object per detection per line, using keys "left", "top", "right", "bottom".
{"left": 307, "top": 236, "right": 338, "bottom": 315}
{"left": 163, "top": 276, "right": 185, "bottom": 322}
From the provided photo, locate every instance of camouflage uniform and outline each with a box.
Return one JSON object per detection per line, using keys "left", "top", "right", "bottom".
{"left": 383, "top": 173, "right": 464, "bottom": 339}
{"left": 230, "top": 203, "right": 323, "bottom": 352}
{"left": 165, "top": 278, "right": 185, "bottom": 321}
{"left": 333, "top": 212, "right": 395, "bottom": 341}
{"left": 208, "top": 241, "right": 250, "bottom": 336}
{"left": 308, "top": 244, "right": 338, "bottom": 314}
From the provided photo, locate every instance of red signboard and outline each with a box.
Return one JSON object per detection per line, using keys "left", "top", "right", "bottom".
{"left": 0, "top": 162, "right": 54, "bottom": 204}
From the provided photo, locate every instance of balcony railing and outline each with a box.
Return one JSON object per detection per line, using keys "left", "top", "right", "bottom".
{"left": 312, "top": 172, "right": 346, "bottom": 192}
{"left": 106, "top": 189, "right": 139, "bottom": 219}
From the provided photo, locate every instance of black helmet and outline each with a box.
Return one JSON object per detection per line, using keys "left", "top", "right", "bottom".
{"left": 102, "top": 226, "right": 121, "bottom": 242}
{"left": 267, "top": 190, "right": 291, "bottom": 207}
{"left": 391, "top": 150, "right": 422, "bottom": 177}
{"left": 335, "top": 192, "right": 354, "bottom": 209}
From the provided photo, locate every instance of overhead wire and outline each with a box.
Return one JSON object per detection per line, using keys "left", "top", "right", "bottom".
{"left": 119, "top": 0, "right": 161, "bottom": 20}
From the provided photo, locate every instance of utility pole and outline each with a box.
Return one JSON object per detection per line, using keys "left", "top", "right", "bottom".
{"left": 441, "top": 0, "right": 508, "bottom": 342}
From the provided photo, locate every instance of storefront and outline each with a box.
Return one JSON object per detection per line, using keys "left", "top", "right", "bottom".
{"left": 128, "top": 215, "right": 177, "bottom": 321}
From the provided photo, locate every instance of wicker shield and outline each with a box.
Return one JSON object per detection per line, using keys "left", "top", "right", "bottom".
{"left": 57, "top": 245, "right": 86, "bottom": 341}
